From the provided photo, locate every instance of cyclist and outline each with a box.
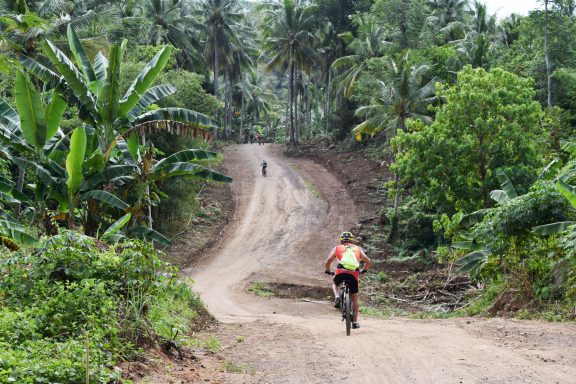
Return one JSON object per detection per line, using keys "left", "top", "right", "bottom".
{"left": 257, "top": 132, "right": 262, "bottom": 145}
{"left": 324, "top": 231, "right": 371, "bottom": 329}
{"left": 260, "top": 159, "right": 267, "bottom": 176}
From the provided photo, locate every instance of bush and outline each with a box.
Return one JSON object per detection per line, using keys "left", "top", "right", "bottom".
{"left": 0, "top": 230, "right": 203, "bottom": 383}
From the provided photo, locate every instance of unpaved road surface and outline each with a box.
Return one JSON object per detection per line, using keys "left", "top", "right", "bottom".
{"left": 187, "top": 144, "right": 576, "bottom": 384}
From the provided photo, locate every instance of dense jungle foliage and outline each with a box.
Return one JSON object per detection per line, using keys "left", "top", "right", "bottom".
{"left": 1, "top": 0, "right": 576, "bottom": 381}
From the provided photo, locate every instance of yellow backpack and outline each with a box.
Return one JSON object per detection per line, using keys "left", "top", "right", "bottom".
{"left": 340, "top": 245, "right": 360, "bottom": 271}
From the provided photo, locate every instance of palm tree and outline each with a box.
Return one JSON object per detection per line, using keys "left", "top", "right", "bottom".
{"left": 353, "top": 53, "right": 436, "bottom": 242}
{"left": 426, "top": 0, "right": 470, "bottom": 42}
{"left": 317, "top": 22, "right": 340, "bottom": 133}
{"left": 195, "top": 0, "right": 243, "bottom": 99}
{"left": 140, "top": 0, "right": 205, "bottom": 71}
{"left": 331, "top": 16, "right": 388, "bottom": 97}
{"left": 261, "top": 0, "right": 317, "bottom": 145}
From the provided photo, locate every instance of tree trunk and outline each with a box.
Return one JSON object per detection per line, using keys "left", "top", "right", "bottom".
{"left": 387, "top": 170, "right": 401, "bottom": 244}
{"left": 544, "top": 0, "right": 553, "bottom": 108}
{"left": 294, "top": 70, "right": 299, "bottom": 145}
{"left": 213, "top": 29, "right": 219, "bottom": 140}
{"left": 239, "top": 92, "right": 245, "bottom": 143}
{"left": 325, "top": 68, "right": 331, "bottom": 135}
{"left": 288, "top": 55, "right": 295, "bottom": 145}
{"left": 306, "top": 78, "right": 311, "bottom": 135}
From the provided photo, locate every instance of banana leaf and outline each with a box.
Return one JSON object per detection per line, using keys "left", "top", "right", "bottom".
{"left": 119, "top": 46, "right": 172, "bottom": 117}
{"left": 0, "top": 98, "right": 20, "bottom": 131}
{"left": 132, "top": 107, "right": 218, "bottom": 129}
{"left": 43, "top": 40, "right": 97, "bottom": 116}
{"left": 557, "top": 180, "right": 576, "bottom": 209}
{"left": 66, "top": 127, "right": 87, "bottom": 196}
{"left": 81, "top": 190, "right": 129, "bottom": 210}
{"left": 533, "top": 221, "right": 576, "bottom": 235}
{"left": 126, "top": 84, "right": 177, "bottom": 121}
{"left": 0, "top": 219, "right": 38, "bottom": 246}
{"left": 152, "top": 162, "right": 232, "bottom": 183}
{"left": 15, "top": 71, "right": 46, "bottom": 148}
{"left": 457, "top": 250, "right": 490, "bottom": 274}
{"left": 67, "top": 25, "right": 96, "bottom": 83}
{"left": 101, "top": 213, "right": 131, "bottom": 242}
{"left": 99, "top": 40, "right": 126, "bottom": 123}
{"left": 153, "top": 149, "right": 218, "bottom": 171}
{"left": 129, "top": 226, "right": 171, "bottom": 245}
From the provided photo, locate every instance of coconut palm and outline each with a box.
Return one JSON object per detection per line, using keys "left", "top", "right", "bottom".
{"left": 353, "top": 53, "right": 436, "bottom": 242}
{"left": 195, "top": 0, "right": 243, "bottom": 99}
{"left": 261, "top": 0, "right": 317, "bottom": 144}
{"left": 331, "top": 16, "right": 388, "bottom": 97}
{"left": 140, "top": 0, "right": 205, "bottom": 71}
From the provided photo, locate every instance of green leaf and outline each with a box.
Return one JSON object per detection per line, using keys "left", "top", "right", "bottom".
{"left": 495, "top": 169, "right": 517, "bottom": 199}
{"left": 99, "top": 40, "right": 126, "bottom": 123}
{"left": 127, "top": 84, "right": 177, "bottom": 120}
{"left": 119, "top": 46, "right": 172, "bottom": 118}
{"left": 67, "top": 25, "right": 96, "bottom": 82}
{"left": 0, "top": 220, "right": 38, "bottom": 246}
{"left": 42, "top": 40, "right": 97, "bottom": 117}
{"left": 152, "top": 162, "right": 232, "bottom": 183}
{"left": 490, "top": 190, "right": 509, "bottom": 204}
{"left": 132, "top": 107, "right": 218, "bottom": 130}
{"left": 15, "top": 71, "right": 46, "bottom": 147}
{"left": 452, "top": 241, "right": 484, "bottom": 251}
{"left": 93, "top": 52, "right": 108, "bottom": 82}
{"left": 44, "top": 92, "right": 67, "bottom": 141}
{"left": 129, "top": 226, "right": 171, "bottom": 245}
{"left": 153, "top": 149, "right": 218, "bottom": 171}
{"left": 102, "top": 213, "right": 131, "bottom": 241}
{"left": 557, "top": 180, "right": 576, "bottom": 209}
{"left": 0, "top": 98, "right": 20, "bottom": 131}
{"left": 81, "top": 190, "right": 129, "bottom": 210}
{"left": 457, "top": 250, "right": 490, "bottom": 274}
{"left": 532, "top": 221, "right": 576, "bottom": 235}
{"left": 126, "top": 133, "right": 139, "bottom": 162}
{"left": 20, "top": 56, "right": 62, "bottom": 88}
{"left": 460, "top": 209, "right": 488, "bottom": 228}
{"left": 0, "top": 180, "right": 31, "bottom": 203}
{"left": 66, "top": 127, "right": 87, "bottom": 196}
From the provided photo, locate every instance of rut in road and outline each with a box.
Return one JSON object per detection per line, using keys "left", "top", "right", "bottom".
{"left": 187, "top": 144, "right": 576, "bottom": 384}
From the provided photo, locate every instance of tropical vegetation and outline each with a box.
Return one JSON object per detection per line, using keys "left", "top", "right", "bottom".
{"left": 2, "top": 0, "right": 576, "bottom": 381}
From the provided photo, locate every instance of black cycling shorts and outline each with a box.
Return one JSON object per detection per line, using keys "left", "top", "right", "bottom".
{"left": 333, "top": 272, "right": 359, "bottom": 294}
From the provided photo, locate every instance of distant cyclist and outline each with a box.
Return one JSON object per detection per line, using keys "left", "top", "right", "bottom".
{"left": 324, "top": 231, "right": 371, "bottom": 329}
{"left": 260, "top": 159, "right": 267, "bottom": 176}
{"left": 257, "top": 132, "right": 262, "bottom": 145}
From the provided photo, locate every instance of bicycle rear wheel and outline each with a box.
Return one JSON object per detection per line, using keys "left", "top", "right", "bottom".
{"left": 344, "top": 292, "right": 351, "bottom": 336}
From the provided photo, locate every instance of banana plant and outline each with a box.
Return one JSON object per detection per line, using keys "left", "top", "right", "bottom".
{"left": 21, "top": 25, "right": 218, "bottom": 165}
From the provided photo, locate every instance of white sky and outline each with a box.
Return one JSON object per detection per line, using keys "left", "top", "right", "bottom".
{"left": 482, "top": 0, "right": 542, "bottom": 17}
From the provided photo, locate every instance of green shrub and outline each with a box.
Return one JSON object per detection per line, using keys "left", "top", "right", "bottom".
{"left": 0, "top": 230, "right": 203, "bottom": 383}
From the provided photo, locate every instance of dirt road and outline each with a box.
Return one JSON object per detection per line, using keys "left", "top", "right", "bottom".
{"left": 188, "top": 144, "right": 576, "bottom": 384}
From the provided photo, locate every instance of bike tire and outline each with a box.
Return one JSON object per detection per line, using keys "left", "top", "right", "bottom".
{"left": 344, "top": 292, "right": 351, "bottom": 336}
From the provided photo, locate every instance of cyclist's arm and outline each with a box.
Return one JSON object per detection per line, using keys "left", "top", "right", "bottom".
{"left": 359, "top": 248, "right": 371, "bottom": 271}
{"left": 324, "top": 247, "right": 337, "bottom": 272}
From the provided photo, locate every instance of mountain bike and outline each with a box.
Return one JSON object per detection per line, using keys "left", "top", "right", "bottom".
{"left": 262, "top": 166, "right": 267, "bottom": 177}
{"left": 326, "top": 271, "right": 353, "bottom": 336}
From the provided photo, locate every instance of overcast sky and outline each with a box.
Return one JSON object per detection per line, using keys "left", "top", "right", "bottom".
{"left": 482, "top": 0, "right": 542, "bottom": 17}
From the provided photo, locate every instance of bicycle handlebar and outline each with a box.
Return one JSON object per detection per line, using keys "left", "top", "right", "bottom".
{"left": 325, "top": 269, "right": 368, "bottom": 275}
